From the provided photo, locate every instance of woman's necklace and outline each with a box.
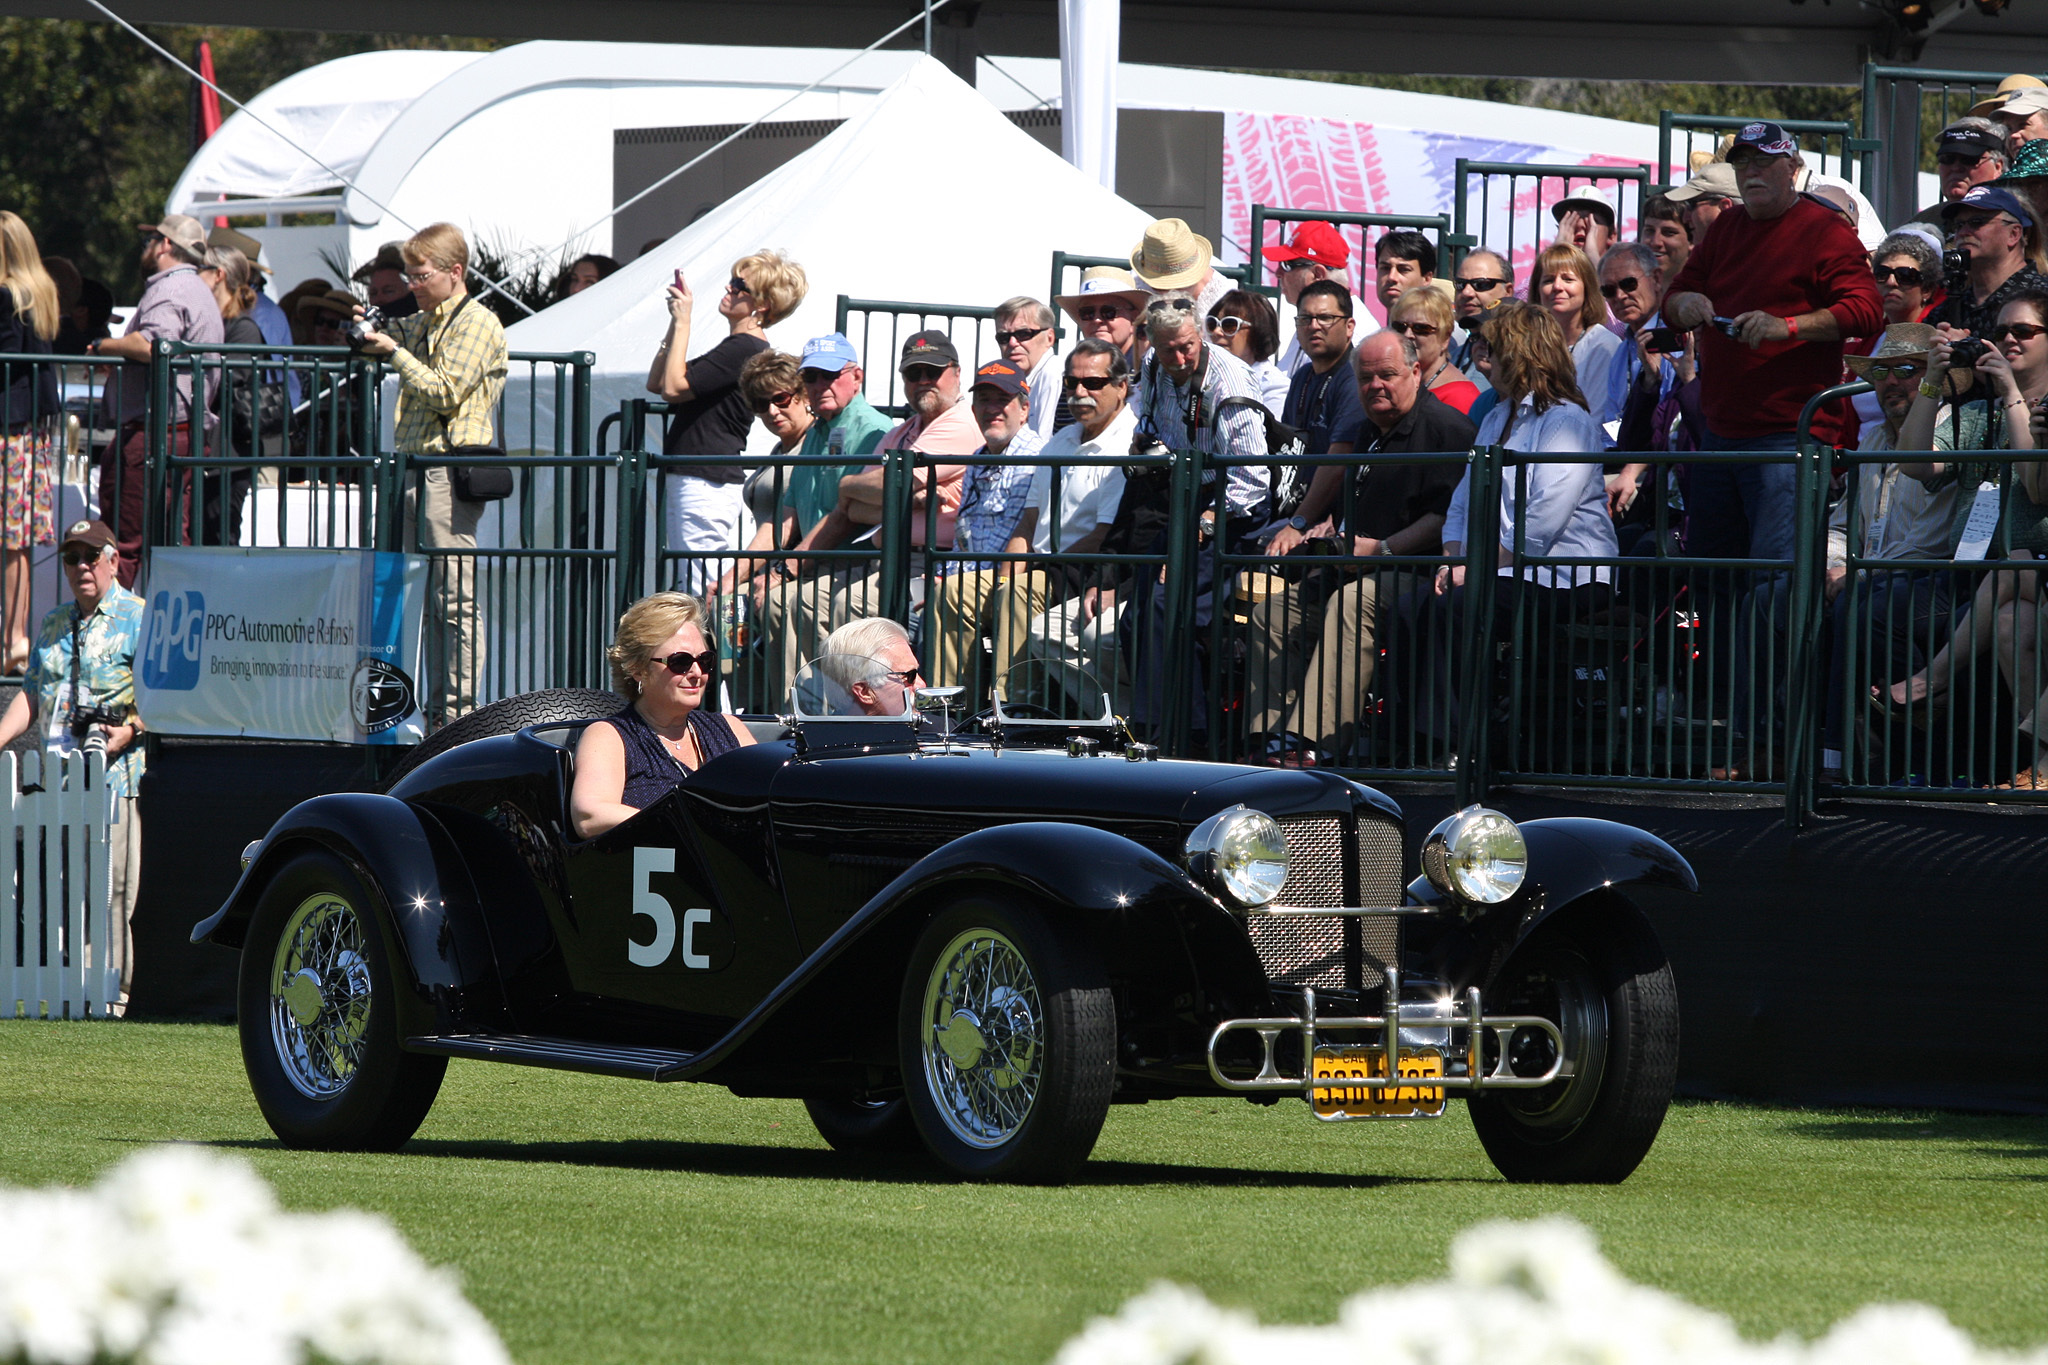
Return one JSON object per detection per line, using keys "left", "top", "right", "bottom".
{"left": 638, "top": 704, "right": 697, "bottom": 768}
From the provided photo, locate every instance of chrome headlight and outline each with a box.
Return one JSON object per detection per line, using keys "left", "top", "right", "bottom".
{"left": 1185, "top": 806, "right": 1290, "bottom": 908}
{"left": 1421, "top": 806, "right": 1527, "bottom": 904}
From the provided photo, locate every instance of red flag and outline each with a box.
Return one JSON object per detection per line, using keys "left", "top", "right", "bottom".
{"left": 196, "top": 40, "right": 223, "bottom": 140}
{"left": 195, "top": 40, "right": 227, "bottom": 227}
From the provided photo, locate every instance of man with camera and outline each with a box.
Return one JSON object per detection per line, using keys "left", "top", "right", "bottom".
{"left": 0, "top": 520, "right": 145, "bottom": 1010}
{"left": 1938, "top": 185, "right": 2046, "bottom": 344}
{"left": 350, "top": 223, "right": 507, "bottom": 725}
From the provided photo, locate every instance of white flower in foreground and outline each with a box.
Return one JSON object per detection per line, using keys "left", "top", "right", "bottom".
{"left": 1056, "top": 1219, "right": 2048, "bottom": 1365}
{"left": 0, "top": 1147, "right": 511, "bottom": 1365}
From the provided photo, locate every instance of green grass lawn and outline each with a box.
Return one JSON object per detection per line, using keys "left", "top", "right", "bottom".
{"left": 1, "top": 1021, "right": 2043, "bottom": 1364}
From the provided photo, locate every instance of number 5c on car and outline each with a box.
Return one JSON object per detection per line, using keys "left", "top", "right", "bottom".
{"left": 628, "top": 847, "right": 711, "bottom": 969}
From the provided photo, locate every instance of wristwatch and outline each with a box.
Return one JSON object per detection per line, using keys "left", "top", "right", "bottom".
{"left": 1287, "top": 515, "right": 1309, "bottom": 533}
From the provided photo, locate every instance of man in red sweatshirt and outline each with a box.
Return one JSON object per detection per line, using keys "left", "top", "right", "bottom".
{"left": 1665, "top": 120, "right": 1884, "bottom": 562}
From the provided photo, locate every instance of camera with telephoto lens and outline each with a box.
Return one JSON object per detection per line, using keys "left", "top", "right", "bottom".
{"left": 344, "top": 304, "right": 386, "bottom": 350}
{"left": 69, "top": 702, "right": 125, "bottom": 756}
{"left": 1943, "top": 246, "right": 1970, "bottom": 299}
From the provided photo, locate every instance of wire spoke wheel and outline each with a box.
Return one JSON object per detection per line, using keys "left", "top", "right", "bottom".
{"left": 920, "top": 928, "right": 1045, "bottom": 1148}
{"left": 899, "top": 898, "right": 1114, "bottom": 1181}
{"left": 268, "top": 891, "right": 375, "bottom": 1099}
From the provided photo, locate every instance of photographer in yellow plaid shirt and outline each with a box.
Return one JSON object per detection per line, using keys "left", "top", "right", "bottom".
{"left": 353, "top": 223, "right": 507, "bottom": 724}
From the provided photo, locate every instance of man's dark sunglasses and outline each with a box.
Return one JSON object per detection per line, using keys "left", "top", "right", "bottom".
{"left": 1073, "top": 305, "right": 1128, "bottom": 322}
{"left": 876, "top": 666, "right": 922, "bottom": 686}
{"left": 1599, "top": 277, "right": 1642, "bottom": 298}
{"left": 1937, "top": 151, "right": 1990, "bottom": 168}
{"left": 1457, "top": 276, "right": 1509, "bottom": 292}
{"left": 655, "top": 649, "right": 718, "bottom": 676}
{"left": 902, "top": 364, "right": 950, "bottom": 382}
{"left": 1873, "top": 265, "right": 1927, "bottom": 288}
{"left": 1062, "top": 374, "right": 1120, "bottom": 391}
{"left": 994, "top": 326, "right": 1046, "bottom": 346}
{"left": 62, "top": 548, "right": 104, "bottom": 567}
{"left": 1277, "top": 258, "right": 1315, "bottom": 273}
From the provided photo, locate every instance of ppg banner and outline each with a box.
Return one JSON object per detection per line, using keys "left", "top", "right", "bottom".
{"left": 136, "top": 548, "right": 428, "bottom": 745}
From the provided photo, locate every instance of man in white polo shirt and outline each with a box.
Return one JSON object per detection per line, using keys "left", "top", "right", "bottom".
{"left": 1011, "top": 339, "right": 1138, "bottom": 706}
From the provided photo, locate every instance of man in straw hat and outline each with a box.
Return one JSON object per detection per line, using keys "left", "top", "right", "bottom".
{"left": 1055, "top": 266, "right": 1149, "bottom": 374}
{"left": 1130, "top": 217, "right": 1231, "bottom": 322}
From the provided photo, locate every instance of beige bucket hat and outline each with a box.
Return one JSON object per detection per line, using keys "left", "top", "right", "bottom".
{"left": 1130, "top": 218, "right": 1214, "bottom": 291}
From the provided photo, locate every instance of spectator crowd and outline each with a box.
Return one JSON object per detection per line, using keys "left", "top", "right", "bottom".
{"left": 8, "top": 74, "right": 2048, "bottom": 858}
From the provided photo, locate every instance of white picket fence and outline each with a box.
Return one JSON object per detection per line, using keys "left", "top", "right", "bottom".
{"left": 2, "top": 750, "right": 118, "bottom": 1019}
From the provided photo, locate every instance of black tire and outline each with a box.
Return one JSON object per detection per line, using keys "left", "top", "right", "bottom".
{"left": 1469, "top": 897, "right": 1679, "bottom": 1184}
{"left": 383, "top": 687, "right": 621, "bottom": 789}
{"left": 238, "top": 848, "right": 447, "bottom": 1150}
{"left": 897, "top": 895, "right": 1115, "bottom": 1182}
{"left": 801, "top": 1095, "right": 922, "bottom": 1154}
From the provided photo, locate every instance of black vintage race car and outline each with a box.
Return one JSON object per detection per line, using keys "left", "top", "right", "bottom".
{"left": 193, "top": 664, "right": 1695, "bottom": 1184}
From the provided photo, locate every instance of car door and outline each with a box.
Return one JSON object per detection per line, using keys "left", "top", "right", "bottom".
{"left": 552, "top": 745, "right": 800, "bottom": 1049}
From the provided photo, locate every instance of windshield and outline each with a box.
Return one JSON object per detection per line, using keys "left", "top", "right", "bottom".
{"left": 990, "top": 661, "right": 1116, "bottom": 728}
{"left": 788, "top": 653, "right": 916, "bottom": 720}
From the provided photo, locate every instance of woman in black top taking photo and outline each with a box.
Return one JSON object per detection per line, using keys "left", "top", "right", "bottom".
{"left": 646, "top": 249, "right": 808, "bottom": 596}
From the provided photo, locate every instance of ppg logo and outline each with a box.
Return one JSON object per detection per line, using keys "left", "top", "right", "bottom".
{"left": 140, "top": 590, "right": 205, "bottom": 690}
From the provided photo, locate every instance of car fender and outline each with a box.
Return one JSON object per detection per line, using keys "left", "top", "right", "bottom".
{"left": 1404, "top": 816, "right": 1695, "bottom": 991}
{"left": 698, "top": 821, "right": 1267, "bottom": 1083}
{"left": 189, "top": 792, "right": 500, "bottom": 1036}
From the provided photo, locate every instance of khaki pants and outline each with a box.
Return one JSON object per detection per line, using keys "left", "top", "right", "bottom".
{"left": 1242, "top": 568, "right": 1405, "bottom": 755}
{"left": 107, "top": 792, "right": 140, "bottom": 1004}
{"left": 926, "top": 568, "right": 1051, "bottom": 697}
{"left": 1024, "top": 589, "right": 1127, "bottom": 713}
{"left": 759, "top": 560, "right": 876, "bottom": 708}
{"left": 404, "top": 466, "right": 484, "bottom": 723}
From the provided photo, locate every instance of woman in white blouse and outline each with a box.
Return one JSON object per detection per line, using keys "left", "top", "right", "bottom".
{"left": 1529, "top": 242, "right": 1622, "bottom": 427}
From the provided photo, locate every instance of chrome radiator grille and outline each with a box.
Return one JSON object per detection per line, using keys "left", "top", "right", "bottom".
{"left": 1245, "top": 814, "right": 1404, "bottom": 989}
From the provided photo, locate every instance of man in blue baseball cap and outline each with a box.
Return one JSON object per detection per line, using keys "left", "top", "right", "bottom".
{"left": 1939, "top": 183, "right": 2047, "bottom": 340}
{"left": 757, "top": 332, "right": 894, "bottom": 697}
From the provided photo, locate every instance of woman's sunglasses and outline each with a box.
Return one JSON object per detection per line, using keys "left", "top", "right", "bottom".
{"left": 1873, "top": 265, "right": 1927, "bottom": 288}
{"left": 1205, "top": 315, "right": 1251, "bottom": 336}
{"left": 654, "top": 649, "right": 718, "bottom": 676}
{"left": 1388, "top": 320, "right": 1439, "bottom": 338}
{"left": 750, "top": 390, "right": 803, "bottom": 415}
{"left": 1990, "top": 322, "right": 2048, "bottom": 344}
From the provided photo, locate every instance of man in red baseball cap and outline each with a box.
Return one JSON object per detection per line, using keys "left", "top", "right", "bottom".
{"left": 1262, "top": 221, "right": 1351, "bottom": 376}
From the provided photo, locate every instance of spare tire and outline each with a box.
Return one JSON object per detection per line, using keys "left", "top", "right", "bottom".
{"left": 382, "top": 688, "right": 622, "bottom": 790}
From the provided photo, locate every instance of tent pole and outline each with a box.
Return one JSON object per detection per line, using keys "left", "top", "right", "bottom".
{"left": 924, "top": 0, "right": 933, "bottom": 54}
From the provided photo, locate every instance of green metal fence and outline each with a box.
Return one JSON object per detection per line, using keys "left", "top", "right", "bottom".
{"left": 1655, "top": 112, "right": 1871, "bottom": 194}
{"left": 1860, "top": 62, "right": 2023, "bottom": 229}
{"left": 834, "top": 295, "right": 1004, "bottom": 418}
{"left": 1451, "top": 160, "right": 1654, "bottom": 287}
{"left": 1243, "top": 206, "right": 1463, "bottom": 287}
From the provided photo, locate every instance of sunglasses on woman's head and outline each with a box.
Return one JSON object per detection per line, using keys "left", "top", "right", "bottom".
{"left": 1205, "top": 315, "right": 1251, "bottom": 336}
{"left": 654, "top": 649, "right": 718, "bottom": 676}
{"left": 1990, "top": 322, "right": 2048, "bottom": 343}
{"left": 1388, "top": 320, "right": 1439, "bottom": 337}
{"left": 1873, "top": 265, "right": 1926, "bottom": 288}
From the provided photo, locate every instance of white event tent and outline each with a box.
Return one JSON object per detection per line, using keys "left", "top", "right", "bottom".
{"left": 498, "top": 56, "right": 1156, "bottom": 451}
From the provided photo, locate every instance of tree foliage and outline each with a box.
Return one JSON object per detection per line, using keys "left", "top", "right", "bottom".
{"left": 0, "top": 20, "right": 496, "bottom": 299}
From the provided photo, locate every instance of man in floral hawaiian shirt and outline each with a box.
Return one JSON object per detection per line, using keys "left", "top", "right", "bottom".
{"left": 0, "top": 518, "right": 146, "bottom": 1005}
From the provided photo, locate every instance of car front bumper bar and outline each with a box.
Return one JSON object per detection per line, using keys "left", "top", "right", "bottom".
{"left": 1204, "top": 968, "right": 1567, "bottom": 1099}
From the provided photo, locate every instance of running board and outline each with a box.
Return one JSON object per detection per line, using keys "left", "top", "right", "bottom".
{"left": 406, "top": 1033, "right": 697, "bottom": 1080}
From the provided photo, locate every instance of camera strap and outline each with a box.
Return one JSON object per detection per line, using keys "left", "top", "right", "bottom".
{"left": 68, "top": 609, "right": 83, "bottom": 722}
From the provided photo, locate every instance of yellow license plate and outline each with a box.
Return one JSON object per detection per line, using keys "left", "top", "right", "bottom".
{"left": 1311, "top": 1047, "right": 1446, "bottom": 1120}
